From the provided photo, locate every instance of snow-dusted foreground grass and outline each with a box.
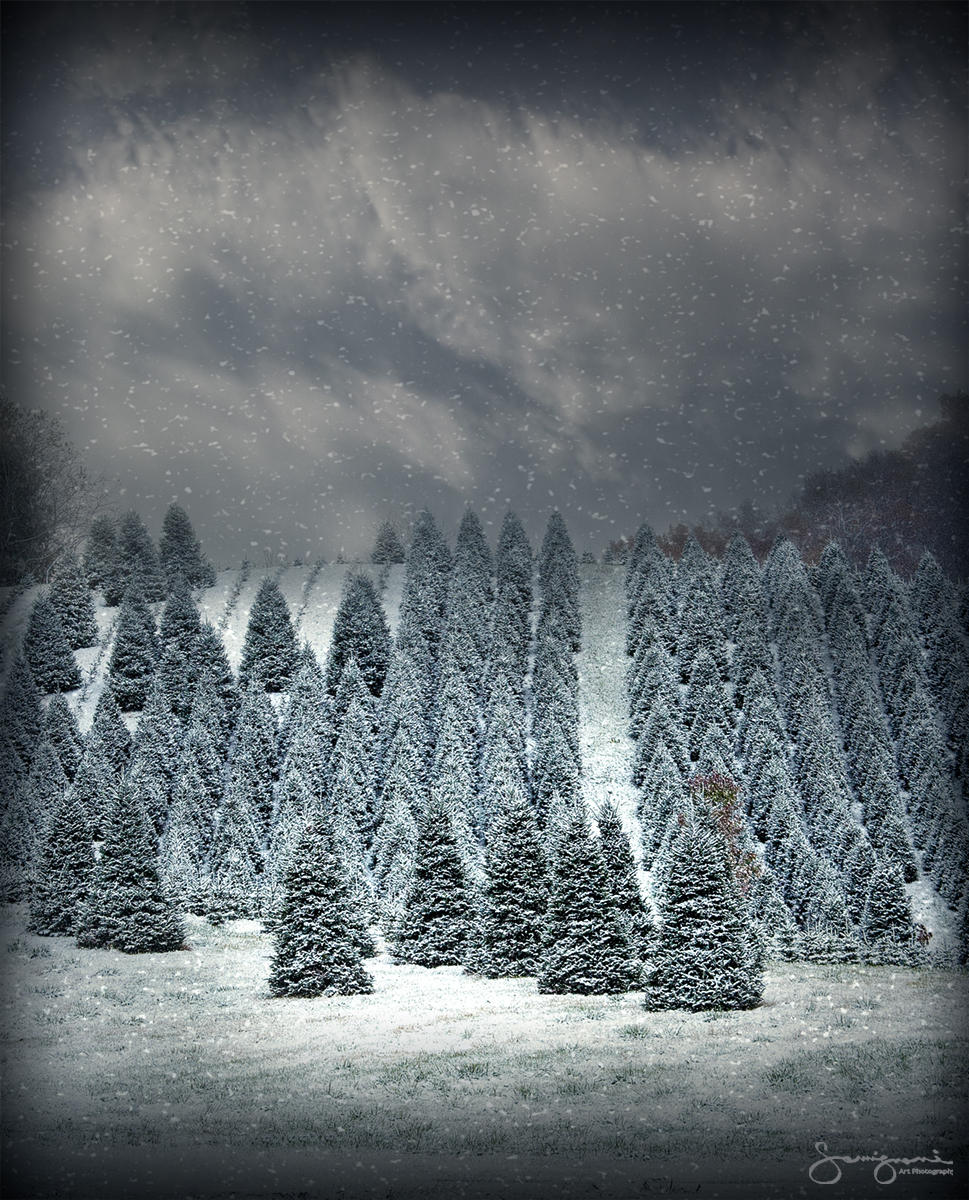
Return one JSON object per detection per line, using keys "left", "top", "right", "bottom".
{"left": 2, "top": 907, "right": 966, "bottom": 1199}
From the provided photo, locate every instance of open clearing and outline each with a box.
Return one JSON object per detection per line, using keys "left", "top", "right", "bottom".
{"left": 2, "top": 906, "right": 966, "bottom": 1199}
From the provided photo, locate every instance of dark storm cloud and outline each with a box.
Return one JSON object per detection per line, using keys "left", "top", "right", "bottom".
{"left": 2, "top": 3, "right": 965, "bottom": 560}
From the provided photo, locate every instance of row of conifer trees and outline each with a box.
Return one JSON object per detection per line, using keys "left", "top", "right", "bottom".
{"left": 1, "top": 503, "right": 966, "bottom": 1001}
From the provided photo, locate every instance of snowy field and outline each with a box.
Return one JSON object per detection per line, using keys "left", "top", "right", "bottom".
{"left": 1, "top": 906, "right": 966, "bottom": 1200}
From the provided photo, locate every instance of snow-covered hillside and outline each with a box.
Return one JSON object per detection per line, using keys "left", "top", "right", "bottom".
{"left": 2, "top": 551, "right": 961, "bottom": 949}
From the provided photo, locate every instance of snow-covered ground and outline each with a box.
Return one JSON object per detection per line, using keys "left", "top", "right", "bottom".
{"left": 1, "top": 906, "right": 966, "bottom": 1199}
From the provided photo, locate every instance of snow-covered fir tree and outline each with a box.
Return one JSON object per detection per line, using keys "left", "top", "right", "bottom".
{"left": 644, "top": 802, "right": 762, "bottom": 1012}
{"left": 158, "top": 502, "right": 215, "bottom": 592}
{"left": 104, "top": 510, "right": 166, "bottom": 606}
{"left": 48, "top": 549, "right": 99, "bottom": 649}
{"left": 226, "top": 679, "right": 280, "bottom": 841}
{"left": 43, "top": 692, "right": 83, "bottom": 782}
{"left": 238, "top": 576, "right": 298, "bottom": 693}
{"left": 537, "top": 800, "right": 639, "bottom": 995}
{"left": 22, "top": 594, "right": 81, "bottom": 693}
{"left": 488, "top": 511, "right": 533, "bottom": 686}
{"left": 860, "top": 860, "right": 922, "bottom": 964}
{"left": 0, "top": 656, "right": 44, "bottom": 783}
{"left": 0, "top": 738, "right": 67, "bottom": 901}
{"left": 85, "top": 682, "right": 132, "bottom": 780}
{"left": 370, "top": 520, "right": 406, "bottom": 565}
{"left": 156, "top": 575, "right": 205, "bottom": 720}
{"left": 323, "top": 571, "right": 391, "bottom": 698}
{"left": 76, "top": 777, "right": 185, "bottom": 954}
{"left": 268, "top": 810, "right": 374, "bottom": 998}
{"left": 391, "top": 797, "right": 473, "bottom": 967}
{"left": 106, "top": 583, "right": 159, "bottom": 711}
{"left": 597, "top": 797, "right": 652, "bottom": 965}
{"left": 469, "top": 788, "right": 547, "bottom": 977}
{"left": 83, "top": 515, "right": 119, "bottom": 593}
{"left": 27, "top": 781, "right": 96, "bottom": 937}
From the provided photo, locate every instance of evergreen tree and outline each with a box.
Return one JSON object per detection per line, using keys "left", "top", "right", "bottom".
{"left": 227, "top": 680, "right": 279, "bottom": 840}
{"left": 27, "top": 783, "right": 96, "bottom": 936}
{"left": 633, "top": 697, "right": 688, "bottom": 785}
{"left": 86, "top": 683, "right": 132, "bottom": 778}
{"left": 158, "top": 502, "right": 216, "bottom": 591}
{"left": 644, "top": 806, "right": 763, "bottom": 1012}
{"left": 324, "top": 572, "right": 391, "bottom": 698}
{"left": 49, "top": 550, "right": 99, "bottom": 649}
{"left": 84, "top": 515, "right": 119, "bottom": 593}
{"left": 395, "top": 508, "right": 452, "bottom": 692}
{"left": 441, "top": 507, "right": 493, "bottom": 696}
{"left": 489, "top": 511, "right": 533, "bottom": 684}
{"left": 0, "top": 656, "right": 44, "bottom": 783}
{"left": 238, "top": 577, "right": 298, "bottom": 693}
{"left": 538, "top": 511, "right": 581, "bottom": 652}
{"left": 537, "top": 801, "right": 639, "bottom": 995}
{"left": 268, "top": 812, "right": 374, "bottom": 997}
{"left": 860, "top": 861, "right": 919, "bottom": 962}
{"left": 106, "top": 584, "right": 159, "bottom": 711}
{"left": 329, "top": 692, "right": 378, "bottom": 842}
{"left": 371, "top": 781, "right": 418, "bottom": 930}
{"left": 43, "top": 692, "right": 83, "bottom": 782}
{"left": 277, "top": 644, "right": 328, "bottom": 762}
{"left": 638, "top": 740, "right": 687, "bottom": 869}
{"left": 76, "top": 778, "right": 185, "bottom": 953}
{"left": 104, "top": 510, "right": 166, "bottom": 605}
{"left": 206, "top": 781, "right": 263, "bottom": 921}
{"left": 391, "top": 798, "right": 473, "bottom": 967}
{"left": 675, "top": 538, "right": 727, "bottom": 680}
{"left": 371, "top": 520, "right": 406, "bottom": 564}
{"left": 156, "top": 576, "right": 204, "bottom": 720}
{"left": 719, "top": 533, "right": 766, "bottom": 642}
{"left": 68, "top": 741, "right": 115, "bottom": 839}
{"left": 22, "top": 595, "right": 81, "bottom": 693}
{"left": 129, "top": 677, "right": 182, "bottom": 831}
{"left": 597, "top": 798, "right": 651, "bottom": 963}
{"left": 195, "top": 623, "right": 239, "bottom": 742}
{"left": 842, "top": 833, "right": 877, "bottom": 926}
{"left": 470, "top": 788, "right": 547, "bottom": 977}
{"left": 0, "top": 738, "right": 67, "bottom": 901}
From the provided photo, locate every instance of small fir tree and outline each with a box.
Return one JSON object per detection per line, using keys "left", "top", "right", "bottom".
{"left": 86, "top": 683, "right": 132, "bottom": 777}
{"left": 49, "top": 550, "right": 99, "bottom": 648}
{"left": 537, "top": 801, "right": 639, "bottom": 995}
{"left": 268, "top": 811, "right": 374, "bottom": 997}
{"left": 644, "top": 800, "right": 763, "bottom": 1012}
{"left": 391, "top": 798, "right": 473, "bottom": 967}
{"left": 158, "top": 502, "right": 215, "bottom": 591}
{"left": 43, "top": 692, "right": 83, "bottom": 782}
{"left": 84, "top": 515, "right": 119, "bottom": 593}
{"left": 324, "top": 572, "right": 391, "bottom": 698}
{"left": 76, "top": 778, "right": 185, "bottom": 953}
{"left": 27, "top": 783, "right": 96, "bottom": 936}
{"left": 597, "top": 798, "right": 652, "bottom": 964}
{"left": 106, "top": 584, "right": 159, "bottom": 711}
{"left": 238, "top": 576, "right": 298, "bottom": 693}
{"left": 860, "top": 861, "right": 921, "bottom": 964}
{"left": 371, "top": 520, "right": 406, "bottom": 564}
{"left": 470, "top": 789, "right": 547, "bottom": 977}
{"left": 0, "top": 656, "right": 44, "bottom": 782}
{"left": 22, "top": 595, "right": 81, "bottom": 693}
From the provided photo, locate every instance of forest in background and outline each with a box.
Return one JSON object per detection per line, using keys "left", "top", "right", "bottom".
{"left": 607, "top": 391, "right": 969, "bottom": 578}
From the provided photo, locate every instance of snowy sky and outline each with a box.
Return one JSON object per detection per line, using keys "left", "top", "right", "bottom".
{"left": 2, "top": 2, "right": 966, "bottom": 563}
